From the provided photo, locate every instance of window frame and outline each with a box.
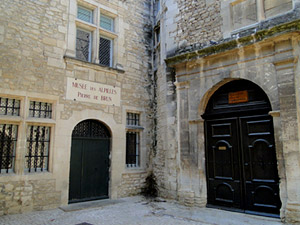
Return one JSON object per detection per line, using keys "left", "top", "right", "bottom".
{"left": 0, "top": 95, "right": 56, "bottom": 175}
{"left": 0, "top": 123, "right": 18, "bottom": 174}
{"left": 29, "top": 100, "right": 53, "bottom": 119}
{"left": 221, "top": 0, "right": 294, "bottom": 38}
{"left": 77, "top": 5, "right": 94, "bottom": 24}
{"left": 25, "top": 124, "right": 51, "bottom": 173}
{"left": 99, "top": 35, "right": 113, "bottom": 67}
{"left": 76, "top": 27, "right": 93, "bottom": 62}
{"left": 126, "top": 131, "right": 140, "bottom": 168}
{"left": 100, "top": 14, "right": 114, "bottom": 32}
{"left": 125, "top": 112, "right": 143, "bottom": 168}
{"left": 73, "top": 1, "right": 118, "bottom": 68}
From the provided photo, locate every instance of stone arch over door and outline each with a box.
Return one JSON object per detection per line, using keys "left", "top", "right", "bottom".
{"left": 202, "top": 79, "right": 282, "bottom": 217}
{"left": 69, "top": 119, "right": 111, "bottom": 203}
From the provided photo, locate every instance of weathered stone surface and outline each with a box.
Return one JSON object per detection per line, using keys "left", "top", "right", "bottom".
{"left": 0, "top": 0, "right": 153, "bottom": 216}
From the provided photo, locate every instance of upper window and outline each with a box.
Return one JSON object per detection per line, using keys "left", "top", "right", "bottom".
{"left": 76, "top": 29, "right": 92, "bottom": 62}
{"left": 29, "top": 101, "right": 52, "bottom": 119}
{"left": 222, "top": 0, "right": 293, "bottom": 37}
{"left": 0, "top": 97, "right": 20, "bottom": 116}
{"left": 77, "top": 6, "right": 93, "bottom": 23}
{"left": 99, "top": 36, "right": 113, "bottom": 67}
{"left": 100, "top": 14, "right": 114, "bottom": 32}
{"left": 74, "top": 2, "right": 117, "bottom": 67}
{"left": 263, "top": 0, "right": 292, "bottom": 18}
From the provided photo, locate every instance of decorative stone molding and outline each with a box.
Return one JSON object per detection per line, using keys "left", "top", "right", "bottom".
{"left": 269, "top": 110, "right": 281, "bottom": 117}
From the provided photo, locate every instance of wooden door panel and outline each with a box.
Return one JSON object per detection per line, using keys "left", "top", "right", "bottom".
{"left": 81, "top": 139, "right": 109, "bottom": 199}
{"left": 240, "top": 115, "right": 281, "bottom": 215}
{"left": 206, "top": 118, "right": 243, "bottom": 209}
{"left": 69, "top": 138, "right": 109, "bottom": 203}
{"left": 69, "top": 139, "right": 83, "bottom": 202}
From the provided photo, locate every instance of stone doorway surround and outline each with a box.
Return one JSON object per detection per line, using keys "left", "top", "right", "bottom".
{"left": 166, "top": 29, "right": 300, "bottom": 223}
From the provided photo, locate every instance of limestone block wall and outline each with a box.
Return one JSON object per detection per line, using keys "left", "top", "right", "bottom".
{"left": 166, "top": 32, "right": 300, "bottom": 222}
{"left": 0, "top": 179, "right": 60, "bottom": 215}
{"left": 175, "top": 0, "right": 222, "bottom": 48}
{"left": 152, "top": 0, "right": 179, "bottom": 200}
{"left": 118, "top": 172, "right": 147, "bottom": 197}
{"left": 0, "top": 0, "right": 153, "bottom": 215}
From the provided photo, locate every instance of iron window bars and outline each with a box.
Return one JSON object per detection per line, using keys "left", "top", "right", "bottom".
{"left": 26, "top": 125, "right": 50, "bottom": 172}
{"left": 72, "top": 119, "right": 110, "bottom": 138}
{"left": 76, "top": 4, "right": 115, "bottom": 67}
{"left": 99, "top": 36, "right": 112, "bottom": 67}
{"left": 0, "top": 124, "right": 18, "bottom": 173}
{"left": 29, "top": 101, "right": 52, "bottom": 119}
{"left": 126, "top": 113, "right": 141, "bottom": 167}
{"left": 127, "top": 113, "right": 140, "bottom": 126}
{"left": 0, "top": 97, "right": 20, "bottom": 116}
{"left": 126, "top": 132, "right": 140, "bottom": 167}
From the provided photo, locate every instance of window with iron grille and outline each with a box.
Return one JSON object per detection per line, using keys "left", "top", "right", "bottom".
{"left": 29, "top": 101, "right": 52, "bottom": 119}
{"left": 0, "top": 97, "right": 20, "bottom": 116}
{"left": 127, "top": 113, "right": 140, "bottom": 126}
{"left": 26, "top": 125, "right": 50, "bottom": 172}
{"left": 77, "top": 6, "right": 93, "bottom": 23}
{"left": 126, "top": 113, "right": 141, "bottom": 167}
{"left": 126, "top": 132, "right": 139, "bottom": 167}
{"left": 0, "top": 124, "right": 17, "bottom": 173}
{"left": 100, "top": 14, "right": 114, "bottom": 32}
{"left": 99, "top": 36, "right": 112, "bottom": 67}
{"left": 76, "top": 29, "right": 92, "bottom": 62}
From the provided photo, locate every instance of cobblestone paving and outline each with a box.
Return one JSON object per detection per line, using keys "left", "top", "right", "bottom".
{"left": 0, "top": 196, "right": 283, "bottom": 225}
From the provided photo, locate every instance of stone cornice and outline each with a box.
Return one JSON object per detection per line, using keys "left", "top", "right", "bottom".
{"left": 165, "top": 19, "right": 300, "bottom": 67}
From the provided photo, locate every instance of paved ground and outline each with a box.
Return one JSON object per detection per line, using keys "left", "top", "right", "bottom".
{"left": 0, "top": 196, "right": 284, "bottom": 225}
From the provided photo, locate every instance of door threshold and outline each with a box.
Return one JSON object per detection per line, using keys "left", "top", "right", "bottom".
{"left": 60, "top": 198, "right": 124, "bottom": 212}
{"left": 207, "top": 204, "right": 280, "bottom": 219}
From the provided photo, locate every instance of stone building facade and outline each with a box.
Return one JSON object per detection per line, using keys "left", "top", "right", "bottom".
{"left": 155, "top": 0, "right": 300, "bottom": 223}
{"left": 1, "top": 0, "right": 300, "bottom": 223}
{"left": 0, "top": 0, "right": 153, "bottom": 215}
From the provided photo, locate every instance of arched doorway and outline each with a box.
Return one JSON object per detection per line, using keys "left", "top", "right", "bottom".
{"left": 69, "top": 119, "right": 111, "bottom": 203}
{"left": 202, "top": 80, "right": 281, "bottom": 217}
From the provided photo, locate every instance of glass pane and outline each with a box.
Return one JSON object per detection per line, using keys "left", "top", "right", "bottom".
{"left": 26, "top": 125, "right": 50, "bottom": 172}
{"left": 100, "top": 15, "right": 113, "bottom": 31}
{"left": 29, "top": 101, "right": 52, "bottom": 118}
{"left": 0, "top": 98, "right": 20, "bottom": 116}
{"left": 77, "top": 6, "right": 93, "bottom": 23}
{"left": 0, "top": 124, "right": 18, "bottom": 173}
{"left": 99, "top": 37, "right": 112, "bottom": 67}
{"left": 76, "top": 29, "right": 91, "bottom": 62}
{"left": 126, "top": 132, "right": 139, "bottom": 167}
{"left": 127, "top": 113, "right": 140, "bottom": 126}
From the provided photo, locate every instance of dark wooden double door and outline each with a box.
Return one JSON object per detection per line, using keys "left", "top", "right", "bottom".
{"left": 205, "top": 115, "right": 281, "bottom": 216}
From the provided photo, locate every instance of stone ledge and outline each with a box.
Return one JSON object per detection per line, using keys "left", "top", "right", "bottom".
{"left": 166, "top": 19, "right": 300, "bottom": 67}
{"left": 64, "top": 56, "right": 125, "bottom": 74}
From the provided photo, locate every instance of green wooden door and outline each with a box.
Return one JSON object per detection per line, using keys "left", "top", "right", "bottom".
{"left": 69, "top": 120, "right": 110, "bottom": 203}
